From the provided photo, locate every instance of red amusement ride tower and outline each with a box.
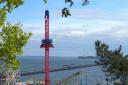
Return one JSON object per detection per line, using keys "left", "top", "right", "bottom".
{"left": 40, "top": 10, "right": 53, "bottom": 85}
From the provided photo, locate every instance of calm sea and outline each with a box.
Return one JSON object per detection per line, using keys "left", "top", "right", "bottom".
{"left": 19, "top": 56, "right": 106, "bottom": 85}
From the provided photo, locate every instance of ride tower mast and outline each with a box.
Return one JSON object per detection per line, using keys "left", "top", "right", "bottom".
{"left": 40, "top": 10, "right": 53, "bottom": 85}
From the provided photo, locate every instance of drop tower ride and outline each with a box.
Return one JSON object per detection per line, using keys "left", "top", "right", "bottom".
{"left": 40, "top": 10, "right": 53, "bottom": 85}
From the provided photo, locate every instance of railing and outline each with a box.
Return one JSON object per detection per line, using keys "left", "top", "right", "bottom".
{"left": 56, "top": 71, "right": 87, "bottom": 85}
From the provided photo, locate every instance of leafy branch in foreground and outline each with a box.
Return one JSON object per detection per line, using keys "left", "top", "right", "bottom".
{"left": 43, "top": 0, "right": 90, "bottom": 17}
{"left": 0, "top": 0, "right": 24, "bottom": 26}
{"left": 63, "top": 0, "right": 89, "bottom": 17}
{"left": 0, "top": 7, "right": 6, "bottom": 26}
{"left": 0, "top": 23, "right": 32, "bottom": 72}
{"left": 95, "top": 40, "right": 128, "bottom": 85}
{"left": 0, "top": 0, "right": 24, "bottom": 13}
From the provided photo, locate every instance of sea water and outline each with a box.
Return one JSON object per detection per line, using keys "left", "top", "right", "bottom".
{"left": 19, "top": 56, "right": 106, "bottom": 85}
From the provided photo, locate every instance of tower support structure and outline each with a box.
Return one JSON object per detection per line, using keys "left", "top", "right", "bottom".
{"left": 40, "top": 10, "right": 53, "bottom": 85}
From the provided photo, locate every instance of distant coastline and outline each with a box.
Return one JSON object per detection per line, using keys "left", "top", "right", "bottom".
{"left": 78, "top": 56, "right": 98, "bottom": 59}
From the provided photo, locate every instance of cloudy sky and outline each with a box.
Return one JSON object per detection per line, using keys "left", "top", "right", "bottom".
{"left": 6, "top": 0, "right": 128, "bottom": 57}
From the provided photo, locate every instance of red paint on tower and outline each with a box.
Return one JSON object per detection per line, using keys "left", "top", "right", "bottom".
{"left": 40, "top": 10, "right": 53, "bottom": 85}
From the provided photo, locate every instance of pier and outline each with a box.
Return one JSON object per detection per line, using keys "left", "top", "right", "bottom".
{"left": 56, "top": 71, "right": 86, "bottom": 85}
{"left": 20, "top": 64, "right": 98, "bottom": 76}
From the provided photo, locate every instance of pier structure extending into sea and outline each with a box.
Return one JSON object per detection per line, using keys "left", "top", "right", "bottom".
{"left": 56, "top": 71, "right": 87, "bottom": 85}
{"left": 16, "top": 71, "right": 87, "bottom": 85}
{"left": 20, "top": 64, "right": 98, "bottom": 76}
{"left": 0, "top": 64, "right": 100, "bottom": 85}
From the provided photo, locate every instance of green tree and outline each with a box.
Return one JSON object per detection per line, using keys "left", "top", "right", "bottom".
{"left": 0, "top": 23, "right": 31, "bottom": 71}
{"left": 0, "top": 23, "right": 31, "bottom": 85}
{"left": 0, "top": 0, "right": 23, "bottom": 26}
{"left": 0, "top": 7, "right": 6, "bottom": 26}
{"left": 95, "top": 40, "right": 128, "bottom": 85}
{"left": 0, "top": 1, "right": 31, "bottom": 84}
{"left": 0, "top": 0, "right": 23, "bottom": 12}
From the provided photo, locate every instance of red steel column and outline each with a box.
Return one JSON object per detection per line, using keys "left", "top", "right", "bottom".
{"left": 45, "top": 10, "right": 50, "bottom": 85}
{"left": 45, "top": 15, "right": 49, "bottom": 39}
{"left": 40, "top": 10, "right": 53, "bottom": 85}
{"left": 45, "top": 47, "right": 50, "bottom": 85}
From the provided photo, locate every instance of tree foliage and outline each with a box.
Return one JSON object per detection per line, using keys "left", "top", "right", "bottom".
{"left": 0, "top": 1, "right": 31, "bottom": 83}
{"left": 0, "top": 7, "right": 6, "bottom": 26}
{"left": 0, "top": 0, "right": 89, "bottom": 25}
{"left": 43, "top": 0, "right": 89, "bottom": 17}
{"left": 62, "top": 8, "right": 71, "bottom": 17}
{"left": 95, "top": 40, "right": 128, "bottom": 85}
{"left": 0, "top": 0, "right": 24, "bottom": 26}
{"left": 63, "top": 0, "right": 89, "bottom": 17}
{"left": 0, "top": 23, "right": 32, "bottom": 71}
{"left": 0, "top": 0, "right": 23, "bottom": 13}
